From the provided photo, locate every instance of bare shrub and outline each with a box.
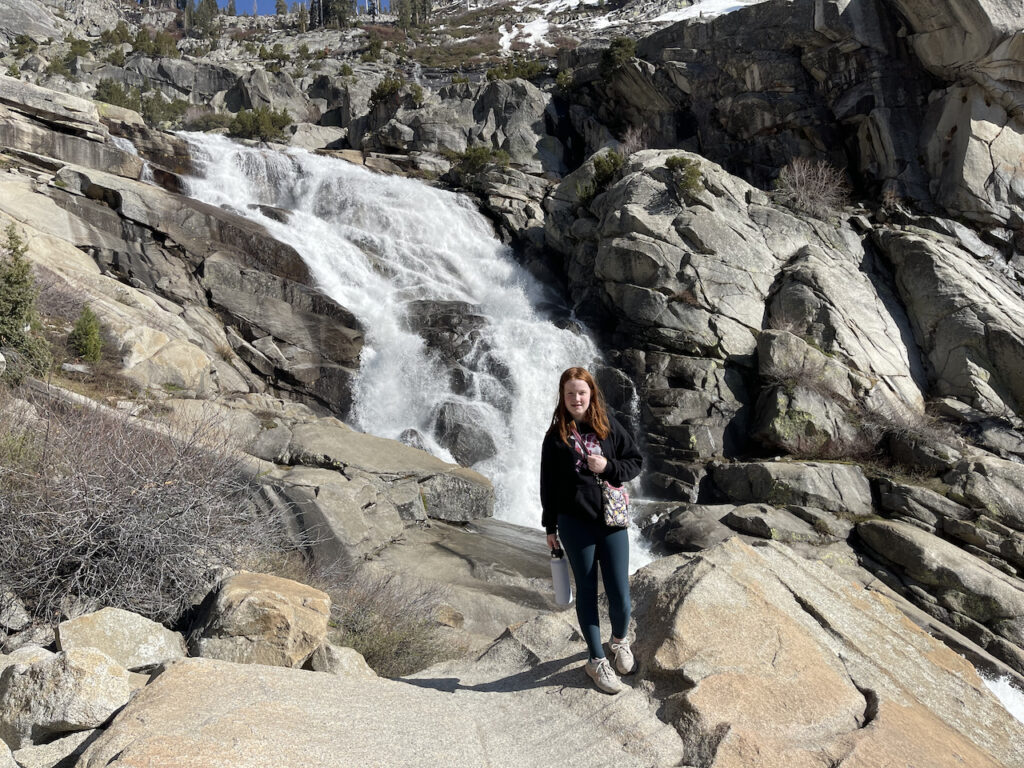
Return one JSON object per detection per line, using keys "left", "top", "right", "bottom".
{"left": 322, "top": 567, "right": 465, "bottom": 678}
{"left": 619, "top": 124, "right": 648, "bottom": 157}
{"left": 774, "top": 157, "right": 850, "bottom": 219}
{"left": 0, "top": 389, "right": 294, "bottom": 626}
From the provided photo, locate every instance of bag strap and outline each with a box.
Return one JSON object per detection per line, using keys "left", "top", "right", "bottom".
{"left": 569, "top": 422, "right": 589, "bottom": 458}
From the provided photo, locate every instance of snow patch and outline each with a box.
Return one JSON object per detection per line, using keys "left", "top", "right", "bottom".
{"left": 654, "top": 0, "right": 766, "bottom": 23}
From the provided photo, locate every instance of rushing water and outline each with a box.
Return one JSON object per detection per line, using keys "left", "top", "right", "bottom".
{"left": 180, "top": 133, "right": 605, "bottom": 530}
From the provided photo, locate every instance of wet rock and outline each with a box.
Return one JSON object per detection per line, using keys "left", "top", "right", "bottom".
{"left": 433, "top": 400, "right": 498, "bottom": 466}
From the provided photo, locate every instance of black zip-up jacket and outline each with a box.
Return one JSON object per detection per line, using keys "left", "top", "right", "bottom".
{"left": 540, "top": 414, "right": 642, "bottom": 534}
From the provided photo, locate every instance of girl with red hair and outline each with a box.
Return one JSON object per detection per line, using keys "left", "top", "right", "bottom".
{"left": 540, "top": 366, "right": 642, "bottom": 694}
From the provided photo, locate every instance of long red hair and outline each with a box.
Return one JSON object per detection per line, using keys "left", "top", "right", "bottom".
{"left": 548, "top": 367, "right": 611, "bottom": 446}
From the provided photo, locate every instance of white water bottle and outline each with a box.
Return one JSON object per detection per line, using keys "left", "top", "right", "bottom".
{"left": 550, "top": 547, "right": 573, "bottom": 605}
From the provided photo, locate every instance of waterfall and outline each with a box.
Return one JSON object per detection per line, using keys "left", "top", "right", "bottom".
{"left": 179, "top": 133, "right": 599, "bottom": 529}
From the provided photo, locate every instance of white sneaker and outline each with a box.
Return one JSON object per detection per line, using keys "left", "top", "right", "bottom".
{"left": 585, "top": 657, "right": 624, "bottom": 694}
{"left": 609, "top": 639, "right": 635, "bottom": 675}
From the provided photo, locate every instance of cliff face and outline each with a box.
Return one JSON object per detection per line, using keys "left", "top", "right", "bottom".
{"left": 1, "top": 0, "right": 1023, "bottom": 763}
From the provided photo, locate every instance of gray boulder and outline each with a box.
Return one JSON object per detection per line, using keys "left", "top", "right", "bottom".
{"left": 721, "top": 503, "right": 825, "bottom": 544}
{"left": 645, "top": 504, "right": 738, "bottom": 553}
{"left": 857, "top": 519, "right": 1024, "bottom": 654}
{"left": 631, "top": 539, "right": 1022, "bottom": 767}
{"left": 434, "top": 401, "right": 498, "bottom": 466}
{"left": 189, "top": 571, "right": 330, "bottom": 669}
{"left": 11, "top": 730, "right": 94, "bottom": 768}
{"left": 876, "top": 229, "right": 1024, "bottom": 419}
{"left": 944, "top": 456, "right": 1024, "bottom": 532}
{"left": 711, "top": 460, "right": 873, "bottom": 518}
{"left": 56, "top": 607, "right": 186, "bottom": 671}
{"left": 0, "top": 648, "right": 131, "bottom": 749}
{"left": 0, "top": 0, "right": 62, "bottom": 44}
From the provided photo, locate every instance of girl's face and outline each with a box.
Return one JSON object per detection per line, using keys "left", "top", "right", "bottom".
{"left": 563, "top": 378, "right": 591, "bottom": 421}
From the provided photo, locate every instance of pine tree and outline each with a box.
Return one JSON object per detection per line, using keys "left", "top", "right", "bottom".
{"left": 227, "top": 0, "right": 236, "bottom": 14}
{"left": 275, "top": 0, "right": 286, "bottom": 14}
{"left": 297, "top": 1, "right": 308, "bottom": 31}
{"left": 0, "top": 225, "right": 50, "bottom": 379}
{"left": 68, "top": 305, "right": 102, "bottom": 363}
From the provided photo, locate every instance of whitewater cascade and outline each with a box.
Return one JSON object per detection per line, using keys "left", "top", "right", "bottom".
{"left": 180, "top": 133, "right": 599, "bottom": 529}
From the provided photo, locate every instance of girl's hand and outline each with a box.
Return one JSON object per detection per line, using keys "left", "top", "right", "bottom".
{"left": 547, "top": 533, "right": 559, "bottom": 551}
{"left": 587, "top": 454, "right": 608, "bottom": 474}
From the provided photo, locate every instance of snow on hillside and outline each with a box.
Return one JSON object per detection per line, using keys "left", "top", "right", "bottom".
{"left": 497, "top": 0, "right": 767, "bottom": 53}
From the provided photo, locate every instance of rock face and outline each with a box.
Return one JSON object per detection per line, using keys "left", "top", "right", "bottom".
{"left": 876, "top": 229, "right": 1024, "bottom": 417}
{"left": 72, "top": 539, "right": 1023, "bottom": 768}
{"left": 0, "top": 648, "right": 131, "bottom": 750}
{"left": 189, "top": 572, "right": 331, "bottom": 668}
{"left": 56, "top": 607, "right": 186, "bottom": 671}
{"left": 545, "top": 149, "right": 927, "bottom": 495}
{"left": 631, "top": 539, "right": 1022, "bottom": 768}
{"left": 78, "top": 627, "right": 684, "bottom": 768}
{"left": 565, "top": 0, "right": 1024, "bottom": 228}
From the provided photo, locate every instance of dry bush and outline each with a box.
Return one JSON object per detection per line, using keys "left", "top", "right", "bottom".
{"left": 619, "top": 124, "right": 648, "bottom": 157}
{"left": 774, "top": 157, "right": 850, "bottom": 219}
{"left": 0, "top": 389, "right": 293, "bottom": 626}
{"left": 297, "top": 560, "right": 465, "bottom": 678}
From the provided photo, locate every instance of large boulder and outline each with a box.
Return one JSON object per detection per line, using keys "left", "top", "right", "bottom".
{"left": 0, "top": 0, "right": 62, "bottom": 43}
{"left": 631, "top": 539, "right": 1022, "bottom": 768}
{"left": 0, "top": 648, "right": 131, "bottom": 750}
{"left": 945, "top": 455, "right": 1024, "bottom": 532}
{"left": 711, "top": 460, "right": 873, "bottom": 518}
{"left": 876, "top": 229, "right": 1024, "bottom": 419}
{"left": 56, "top": 607, "right": 186, "bottom": 671}
{"left": 189, "top": 572, "right": 330, "bottom": 669}
{"left": 857, "top": 519, "right": 1024, "bottom": 667}
{"left": 284, "top": 420, "right": 494, "bottom": 522}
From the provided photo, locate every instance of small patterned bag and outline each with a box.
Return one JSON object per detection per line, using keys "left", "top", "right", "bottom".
{"left": 570, "top": 424, "right": 631, "bottom": 529}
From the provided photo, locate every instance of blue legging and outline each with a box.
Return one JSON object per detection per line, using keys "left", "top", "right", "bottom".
{"left": 557, "top": 513, "right": 631, "bottom": 660}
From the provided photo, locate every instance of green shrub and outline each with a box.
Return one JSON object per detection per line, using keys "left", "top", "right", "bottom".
{"left": 68, "top": 305, "right": 102, "bottom": 362}
{"left": 601, "top": 36, "right": 636, "bottom": 75}
{"left": 105, "top": 47, "right": 126, "bottom": 67}
{"left": 100, "top": 21, "right": 132, "bottom": 46}
{"left": 142, "top": 94, "right": 189, "bottom": 126}
{"left": 45, "top": 57, "right": 72, "bottom": 78}
{"left": 13, "top": 34, "right": 38, "bottom": 58}
{"left": 555, "top": 68, "right": 573, "bottom": 92}
{"left": 409, "top": 82, "right": 424, "bottom": 108}
{"left": 451, "top": 145, "right": 510, "bottom": 175}
{"left": 68, "top": 38, "right": 90, "bottom": 58}
{"left": 5, "top": 64, "right": 20, "bottom": 79}
{"left": 368, "top": 73, "right": 404, "bottom": 109}
{"left": 592, "top": 149, "right": 623, "bottom": 188}
{"left": 339, "top": 62, "right": 353, "bottom": 76}
{"left": 184, "top": 110, "right": 234, "bottom": 131}
{"left": 666, "top": 154, "right": 702, "bottom": 198}
{"left": 94, "top": 79, "right": 141, "bottom": 112}
{"left": 152, "top": 30, "right": 179, "bottom": 58}
{"left": 486, "top": 55, "right": 546, "bottom": 81}
{"left": 227, "top": 106, "right": 292, "bottom": 141}
{"left": 451, "top": 74, "right": 469, "bottom": 84}
{"left": 0, "top": 225, "right": 51, "bottom": 382}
